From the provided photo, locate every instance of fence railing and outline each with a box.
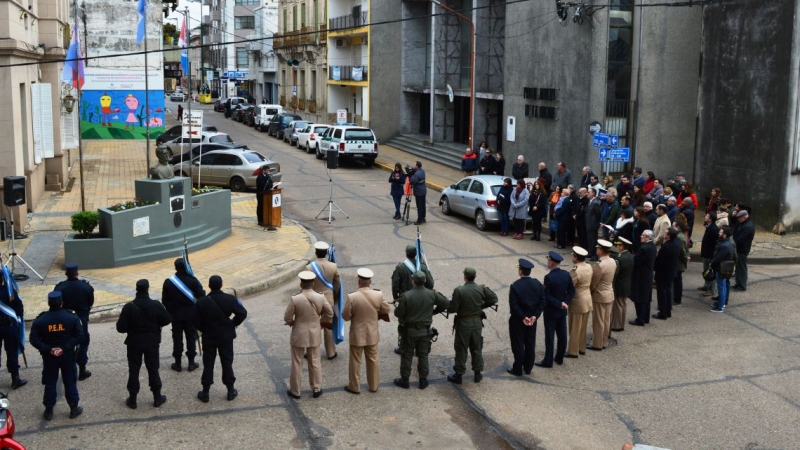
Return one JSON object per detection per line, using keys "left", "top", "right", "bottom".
{"left": 329, "top": 10, "right": 368, "bottom": 31}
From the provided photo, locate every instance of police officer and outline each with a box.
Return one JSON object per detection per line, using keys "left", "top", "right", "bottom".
{"left": 193, "top": 275, "right": 248, "bottom": 403}
{"left": 116, "top": 279, "right": 172, "bottom": 409}
{"left": 306, "top": 242, "right": 340, "bottom": 360}
{"left": 393, "top": 270, "right": 448, "bottom": 389}
{"left": 537, "top": 251, "right": 575, "bottom": 368}
{"left": 54, "top": 262, "right": 94, "bottom": 381}
{"left": 391, "top": 245, "right": 434, "bottom": 355}
{"left": 0, "top": 275, "right": 26, "bottom": 390}
{"left": 507, "top": 259, "right": 545, "bottom": 376}
{"left": 446, "top": 267, "right": 498, "bottom": 384}
{"left": 29, "top": 291, "right": 85, "bottom": 420}
{"left": 162, "top": 258, "right": 206, "bottom": 372}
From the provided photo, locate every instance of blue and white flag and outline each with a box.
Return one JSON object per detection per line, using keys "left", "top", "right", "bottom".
{"left": 136, "top": 0, "right": 149, "bottom": 46}
{"left": 415, "top": 229, "right": 427, "bottom": 271}
{"left": 1, "top": 265, "right": 25, "bottom": 351}
{"left": 327, "top": 245, "right": 345, "bottom": 345}
{"left": 182, "top": 247, "right": 194, "bottom": 277}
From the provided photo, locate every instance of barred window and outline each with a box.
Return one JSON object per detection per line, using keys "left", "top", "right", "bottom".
{"left": 235, "top": 16, "right": 255, "bottom": 30}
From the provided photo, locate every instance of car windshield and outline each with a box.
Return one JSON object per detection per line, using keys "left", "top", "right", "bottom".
{"left": 294, "top": 121, "right": 309, "bottom": 129}
{"left": 266, "top": 108, "right": 279, "bottom": 115}
{"left": 490, "top": 185, "right": 502, "bottom": 196}
{"left": 282, "top": 116, "right": 296, "bottom": 124}
{"left": 313, "top": 126, "right": 328, "bottom": 133}
{"left": 209, "top": 135, "right": 234, "bottom": 143}
{"left": 344, "top": 129, "right": 374, "bottom": 140}
{"left": 243, "top": 152, "right": 267, "bottom": 163}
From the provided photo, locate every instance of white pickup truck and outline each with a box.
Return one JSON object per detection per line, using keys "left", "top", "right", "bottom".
{"left": 316, "top": 126, "right": 379, "bottom": 167}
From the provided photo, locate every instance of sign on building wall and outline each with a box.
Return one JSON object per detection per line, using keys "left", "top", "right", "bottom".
{"left": 80, "top": 68, "right": 165, "bottom": 140}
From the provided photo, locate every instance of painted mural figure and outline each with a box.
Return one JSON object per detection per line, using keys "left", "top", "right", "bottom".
{"left": 125, "top": 94, "right": 139, "bottom": 130}
{"left": 100, "top": 93, "right": 114, "bottom": 127}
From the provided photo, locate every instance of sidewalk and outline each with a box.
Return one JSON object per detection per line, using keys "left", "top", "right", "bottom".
{"left": 14, "top": 140, "right": 314, "bottom": 319}
{"left": 376, "top": 143, "right": 800, "bottom": 264}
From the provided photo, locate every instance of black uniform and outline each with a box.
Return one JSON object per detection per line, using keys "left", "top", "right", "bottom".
{"left": 0, "top": 286, "right": 23, "bottom": 382}
{"left": 255, "top": 171, "right": 274, "bottom": 225}
{"left": 193, "top": 290, "right": 247, "bottom": 390}
{"left": 162, "top": 272, "right": 205, "bottom": 365}
{"left": 54, "top": 277, "right": 94, "bottom": 370}
{"left": 116, "top": 292, "right": 172, "bottom": 398}
{"left": 508, "top": 276, "right": 545, "bottom": 375}
{"left": 542, "top": 268, "right": 575, "bottom": 366}
{"left": 654, "top": 238, "right": 680, "bottom": 319}
{"left": 29, "top": 307, "right": 84, "bottom": 408}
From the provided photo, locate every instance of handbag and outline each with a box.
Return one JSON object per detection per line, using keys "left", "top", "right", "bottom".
{"left": 703, "top": 269, "right": 716, "bottom": 281}
{"left": 719, "top": 260, "right": 735, "bottom": 279}
{"left": 549, "top": 219, "right": 559, "bottom": 232}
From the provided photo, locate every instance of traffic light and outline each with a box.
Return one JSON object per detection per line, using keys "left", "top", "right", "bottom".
{"left": 287, "top": 59, "right": 300, "bottom": 67}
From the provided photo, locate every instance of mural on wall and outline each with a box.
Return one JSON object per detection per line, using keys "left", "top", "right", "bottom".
{"left": 81, "top": 68, "right": 165, "bottom": 140}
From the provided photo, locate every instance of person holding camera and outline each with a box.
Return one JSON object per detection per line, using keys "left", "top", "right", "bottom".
{"left": 409, "top": 161, "right": 427, "bottom": 225}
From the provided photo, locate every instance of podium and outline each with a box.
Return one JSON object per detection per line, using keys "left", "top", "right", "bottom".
{"left": 261, "top": 188, "right": 282, "bottom": 228}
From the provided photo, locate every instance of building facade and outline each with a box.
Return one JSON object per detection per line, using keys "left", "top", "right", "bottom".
{"left": 246, "top": 1, "right": 278, "bottom": 104}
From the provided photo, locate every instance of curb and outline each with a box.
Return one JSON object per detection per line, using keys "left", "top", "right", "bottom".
{"left": 375, "top": 161, "right": 448, "bottom": 193}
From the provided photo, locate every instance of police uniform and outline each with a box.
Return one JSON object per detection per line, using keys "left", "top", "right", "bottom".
{"left": 0, "top": 276, "right": 26, "bottom": 390}
{"left": 161, "top": 258, "right": 206, "bottom": 372}
{"left": 342, "top": 268, "right": 391, "bottom": 394}
{"left": 393, "top": 271, "right": 448, "bottom": 389}
{"left": 538, "top": 251, "right": 575, "bottom": 368}
{"left": 193, "top": 276, "right": 248, "bottom": 402}
{"left": 589, "top": 240, "right": 617, "bottom": 350}
{"left": 507, "top": 259, "right": 546, "bottom": 376}
{"left": 391, "top": 245, "right": 434, "bottom": 355}
{"left": 54, "top": 262, "right": 94, "bottom": 380}
{"left": 610, "top": 238, "right": 634, "bottom": 331}
{"left": 29, "top": 291, "right": 85, "bottom": 420}
{"left": 567, "top": 247, "right": 593, "bottom": 358}
{"left": 116, "top": 279, "right": 172, "bottom": 409}
{"left": 306, "top": 242, "right": 341, "bottom": 359}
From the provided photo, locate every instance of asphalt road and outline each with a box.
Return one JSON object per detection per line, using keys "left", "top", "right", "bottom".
{"left": 10, "top": 103, "right": 800, "bottom": 449}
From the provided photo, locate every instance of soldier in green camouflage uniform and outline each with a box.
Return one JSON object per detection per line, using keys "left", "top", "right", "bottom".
{"left": 393, "top": 271, "right": 448, "bottom": 390}
{"left": 446, "top": 267, "right": 498, "bottom": 384}
{"left": 391, "top": 245, "right": 434, "bottom": 355}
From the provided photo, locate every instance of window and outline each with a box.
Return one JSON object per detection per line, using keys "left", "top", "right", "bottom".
{"left": 456, "top": 179, "right": 471, "bottom": 191}
{"left": 283, "top": 9, "right": 287, "bottom": 33}
{"left": 344, "top": 129, "right": 374, "bottom": 140}
{"left": 236, "top": 48, "right": 248, "bottom": 68}
{"left": 313, "top": 0, "right": 318, "bottom": 26}
{"left": 235, "top": 0, "right": 258, "bottom": 4}
{"left": 310, "top": 71, "right": 317, "bottom": 100}
{"left": 292, "top": 5, "right": 297, "bottom": 31}
{"left": 301, "top": 3, "right": 306, "bottom": 28}
{"left": 216, "top": 154, "right": 243, "bottom": 166}
{"left": 243, "top": 152, "right": 267, "bottom": 163}
{"left": 235, "top": 16, "right": 255, "bottom": 30}
{"left": 468, "top": 181, "right": 484, "bottom": 195}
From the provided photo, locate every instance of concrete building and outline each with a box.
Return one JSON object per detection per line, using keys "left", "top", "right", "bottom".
{"left": 0, "top": 0, "right": 71, "bottom": 230}
{"left": 245, "top": 1, "right": 278, "bottom": 104}
{"left": 204, "top": 0, "right": 259, "bottom": 98}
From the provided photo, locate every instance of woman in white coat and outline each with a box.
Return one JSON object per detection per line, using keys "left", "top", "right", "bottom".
{"left": 509, "top": 179, "right": 530, "bottom": 240}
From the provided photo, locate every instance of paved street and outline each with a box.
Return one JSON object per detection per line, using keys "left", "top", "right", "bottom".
{"left": 9, "top": 102, "right": 800, "bottom": 449}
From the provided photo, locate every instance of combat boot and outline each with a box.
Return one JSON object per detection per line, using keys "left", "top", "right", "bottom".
{"left": 171, "top": 358, "right": 182, "bottom": 372}
{"left": 474, "top": 371, "right": 483, "bottom": 383}
{"left": 226, "top": 386, "right": 238, "bottom": 401}
{"left": 187, "top": 358, "right": 199, "bottom": 372}
{"left": 125, "top": 395, "right": 137, "bottom": 409}
{"left": 153, "top": 392, "right": 167, "bottom": 408}
{"left": 78, "top": 366, "right": 91, "bottom": 381}
{"left": 197, "top": 387, "right": 210, "bottom": 403}
{"left": 10, "top": 374, "right": 27, "bottom": 389}
{"left": 68, "top": 403, "right": 83, "bottom": 419}
{"left": 418, "top": 378, "right": 429, "bottom": 390}
{"left": 446, "top": 373, "right": 463, "bottom": 384}
{"left": 393, "top": 377, "right": 410, "bottom": 389}
{"left": 43, "top": 406, "right": 54, "bottom": 421}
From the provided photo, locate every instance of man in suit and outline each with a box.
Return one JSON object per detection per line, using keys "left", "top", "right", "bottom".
{"left": 555, "top": 188, "right": 573, "bottom": 249}
{"left": 446, "top": 267, "right": 498, "bottom": 384}
{"left": 733, "top": 209, "right": 755, "bottom": 292}
{"left": 536, "top": 252, "right": 575, "bottom": 368}
{"left": 699, "top": 212, "right": 720, "bottom": 297}
{"left": 573, "top": 187, "right": 589, "bottom": 249}
{"left": 54, "top": 263, "right": 95, "bottom": 381}
{"left": 507, "top": 259, "right": 545, "bottom": 376}
{"left": 653, "top": 228, "right": 680, "bottom": 320}
{"left": 589, "top": 239, "right": 617, "bottom": 351}
{"left": 284, "top": 271, "right": 333, "bottom": 399}
{"left": 653, "top": 204, "right": 671, "bottom": 248}
{"left": 610, "top": 237, "right": 634, "bottom": 331}
{"left": 193, "top": 276, "right": 248, "bottom": 403}
{"left": 567, "top": 247, "right": 593, "bottom": 358}
{"left": 585, "top": 188, "right": 602, "bottom": 260}
{"left": 342, "top": 268, "right": 391, "bottom": 394}
{"left": 255, "top": 165, "right": 274, "bottom": 225}
{"left": 511, "top": 155, "right": 529, "bottom": 180}
{"left": 630, "top": 230, "right": 657, "bottom": 326}
{"left": 161, "top": 258, "right": 206, "bottom": 373}
{"left": 410, "top": 161, "right": 428, "bottom": 225}
{"left": 306, "top": 241, "right": 341, "bottom": 360}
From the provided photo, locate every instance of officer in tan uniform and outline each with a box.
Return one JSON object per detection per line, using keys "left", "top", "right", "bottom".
{"left": 342, "top": 268, "right": 391, "bottom": 394}
{"left": 567, "top": 247, "right": 593, "bottom": 358}
{"left": 284, "top": 271, "right": 333, "bottom": 399}
{"left": 306, "top": 242, "right": 341, "bottom": 360}
{"left": 589, "top": 239, "right": 617, "bottom": 351}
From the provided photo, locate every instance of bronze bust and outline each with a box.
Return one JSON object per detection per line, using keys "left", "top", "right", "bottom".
{"left": 150, "top": 145, "right": 174, "bottom": 179}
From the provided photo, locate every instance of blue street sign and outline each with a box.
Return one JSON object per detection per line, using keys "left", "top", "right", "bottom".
{"left": 592, "top": 132, "right": 619, "bottom": 148}
{"left": 598, "top": 147, "right": 630, "bottom": 162}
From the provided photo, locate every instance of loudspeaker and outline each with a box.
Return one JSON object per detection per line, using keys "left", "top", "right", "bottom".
{"left": 3, "top": 176, "right": 25, "bottom": 207}
{"left": 326, "top": 149, "right": 339, "bottom": 170}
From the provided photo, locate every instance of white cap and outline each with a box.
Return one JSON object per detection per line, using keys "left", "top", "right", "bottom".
{"left": 298, "top": 271, "right": 316, "bottom": 281}
{"left": 356, "top": 268, "right": 374, "bottom": 279}
{"left": 572, "top": 246, "right": 589, "bottom": 256}
{"left": 597, "top": 239, "right": 613, "bottom": 249}
{"left": 314, "top": 241, "right": 330, "bottom": 251}
{"left": 617, "top": 237, "right": 632, "bottom": 246}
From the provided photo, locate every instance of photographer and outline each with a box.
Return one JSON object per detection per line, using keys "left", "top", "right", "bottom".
{"left": 409, "top": 161, "right": 427, "bottom": 225}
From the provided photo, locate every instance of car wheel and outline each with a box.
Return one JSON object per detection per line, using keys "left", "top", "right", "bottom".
{"left": 230, "top": 177, "right": 246, "bottom": 192}
{"left": 364, "top": 158, "right": 375, "bottom": 168}
{"left": 475, "top": 209, "right": 487, "bottom": 231}
{"left": 441, "top": 196, "right": 451, "bottom": 215}
{"left": 291, "top": 139, "right": 297, "bottom": 147}
{"left": 298, "top": 141, "right": 304, "bottom": 150}
{"left": 315, "top": 146, "right": 323, "bottom": 160}
{"left": 307, "top": 143, "right": 314, "bottom": 154}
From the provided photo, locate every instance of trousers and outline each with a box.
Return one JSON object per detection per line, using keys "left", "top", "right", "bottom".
{"left": 702, "top": 258, "right": 716, "bottom": 293}
{"left": 400, "top": 333, "right": 430, "bottom": 379}
{"left": 610, "top": 296, "right": 628, "bottom": 330}
{"left": 41, "top": 353, "right": 79, "bottom": 407}
{"left": 673, "top": 271, "right": 684, "bottom": 305}
{"left": 508, "top": 317, "right": 536, "bottom": 374}
{"left": 591, "top": 302, "right": 612, "bottom": 349}
{"left": 348, "top": 344, "right": 379, "bottom": 393}
{"left": 290, "top": 345, "right": 321, "bottom": 395}
{"left": 656, "top": 280, "right": 673, "bottom": 317}
{"left": 322, "top": 328, "right": 336, "bottom": 359}
{"left": 542, "top": 313, "right": 567, "bottom": 365}
{"left": 567, "top": 312, "right": 589, "bottom": 356}
{"left": 0, "top": 326, "right": 20, "bottom": 375}
{"left": 634, "top": 301, "right": 651, "bottom": 324}
{"left": 415, "top": 195, "right": 427, "bottom": 222}
{"left": 171, "top": 319, "right": 197, "bottom": 360}
{"left": 453, "top": 321, "right": 484, "bottom": 375}
{"left": 735, "top": 253, "right": 748, "bottom": 288}
{"left": 77, "top": 315, "right": 90, "bottom": 367}
{"left": 127, "top": 346, "right": 161, "bottom": 395}
{"left": 201, "top": 339, "right": 235, "bottom": 388}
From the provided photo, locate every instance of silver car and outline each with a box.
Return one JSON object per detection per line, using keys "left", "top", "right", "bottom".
{"left": 439, "top": 175, "right": 505, "bottom": 231}
{"left": 173, "top": 149, "right": 281, "bottom": 192}
{"left": 284, "top": 120, "right": 309, "bottom": 145}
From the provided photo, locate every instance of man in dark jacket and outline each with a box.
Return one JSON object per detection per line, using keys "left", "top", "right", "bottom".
{"left": 711, "top": 226, "right": 735, "bottom": 312}
{"left": 555, "top": 188, "right": 573, "bottom": 249}
{"left": 538, "top": 162, "right": 553, "bottom": 192}
{"left": 478, "top": 148, "right": 494, "bottom": 175}
{"left": 194, "top": 275, "right": 248, "bottom": 402}
{"left": 579, "top": 167, "right": 595, "bottom": 188}
{"left": 601, "top": 191, "right": 620, "bottom": 239}
{"left": 536, "top": 252, "right": 574, "bottom": 368}
{"left": 0, "top": 277, "right": 26, "bottom": 390}
{"left": 585, "top": 188, "right": 602, "bottom": 260}
{"left": 507, "top": 259, "right": 545, "bottom": 376}
{"left": 653, "top": 228, "right": 680, "bottom": 320}
{"left": 552, "top": 162, "right": 572, "bottom": 190}
{"left": 116, "top": 279, "right": 172, "bottom": 409}
{"left": 699, "top": 212, "right": 720, "bottom": 296}
{"left": 645, "top": 201, "right": 657, "bottom": 228}
{"left": 29, "top": 291, "right": 85, "bottom": 420}
{"left": 255, "top": 165, "right": 274, "bottom": 225}
{"left": 630, "top": 230, "right": 657, "bottom": 326}
{"left": 162, "top": 258, "right": 206, "bottom": 372}
{"left": 733, "top": 210, "right": 755, "bottom": 292}
{"left": 410, "top": 161, "right": 427, "bottom": 225}
{"left": 54, "top": 263, "right": 94, "bottom": 381}
{"left": 461, "top": 147, "right": 479, "bottom": 176}
{"left": 511, "top": 155, "right": 529, "bottom": 180}
{"left": 573, "top": 187, "right": 589, "bottom": 249}
{"left": 610, "top": 237, "right": 634, "bottom": 331}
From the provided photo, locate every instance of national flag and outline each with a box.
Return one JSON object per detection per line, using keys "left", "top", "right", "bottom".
{"left": 179, "top": 18, "right": 189, "bottom": 76}
{"left": 60, "top": 20, "right": 85, "bottom": 89}
{"left": 415, "top": 227, "right": 427, "bottom": 270}
{"left": 136, "top": 0, "right": 149, "bottom": 45}
{"left": 327, "top": 245, "right": 345, "bottom": 345}
{"left": 2, "top": 264, "right": 25, "bottom": 352}
{"left": 182, "top": 247, "right": 194, "bottom": 277}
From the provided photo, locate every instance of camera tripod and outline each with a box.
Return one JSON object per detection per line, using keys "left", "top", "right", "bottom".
{"left": 401, "top": 194, "right": 413, "bottom": 226}
{"left": 5, "top": 207, "right": 42, "bottom": 281}
{"left": 315, "top": 169, "right": 348, "bottom": 224}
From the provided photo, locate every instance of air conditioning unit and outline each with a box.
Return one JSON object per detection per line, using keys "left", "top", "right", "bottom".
{"left": 335, "top": 38, "right": 349, "bottom": 48}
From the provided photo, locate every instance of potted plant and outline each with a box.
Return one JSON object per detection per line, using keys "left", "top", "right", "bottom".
{"left": 70, "top": 211, "right": 100, "bottom": 239}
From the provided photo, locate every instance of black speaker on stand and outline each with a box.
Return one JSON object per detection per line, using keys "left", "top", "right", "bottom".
{"left": 326, "top": 148, "right": 339, "bottom": 170}
{"left": 2, "top": 175, "right": 42, "bottom": 281}
{"left": 316, "top": 150, "right": 348, "bottom": 223}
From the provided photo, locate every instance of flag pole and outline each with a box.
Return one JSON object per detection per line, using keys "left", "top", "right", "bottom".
{"left": 144, "top": 0, "right": 151, "bottom": 176}
{"left": 74, "top": 0, "right": 85, "bottom": 212}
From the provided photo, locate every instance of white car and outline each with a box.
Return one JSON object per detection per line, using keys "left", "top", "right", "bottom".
{"left": 296, "top": 124, "right": 330, "bottom": 153}
{"left": 254, "top": 104, "right": 283, "bottom": 131}
{"left": 162, "top": 132, "right": 234, "bottom": 157}
{"left": 170, "top": 91, "right": 187, "bottom": 102}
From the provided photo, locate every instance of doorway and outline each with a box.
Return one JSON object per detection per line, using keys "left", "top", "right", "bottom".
{"left": 453, "top": 96, "right": 470, "bottom": 144}
{"left": 419, "top": 93, "right": 430, "bottom": 135}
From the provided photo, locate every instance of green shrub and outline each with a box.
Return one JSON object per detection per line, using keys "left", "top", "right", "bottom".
{"left": 71, "top": 211, "right": 100, "bottom": 238}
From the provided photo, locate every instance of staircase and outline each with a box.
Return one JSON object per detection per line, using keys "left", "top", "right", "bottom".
{"left": 386, "top": 134, "right": 465, "bottom": 171}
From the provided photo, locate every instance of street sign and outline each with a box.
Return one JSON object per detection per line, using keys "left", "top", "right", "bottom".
{"left": 592, "top": 132, "right": 619, "bottom": 148}
{"left": 182, "top": 110, "right": 203, "bottom": 137}
{"left": 598, "top": 147, "right": 630, "bottom": 162}
{"left": 292, "top": 86, "right": 297, "bottom": 97}
{"left": 589, "top": 121, "right": 602, "bottom": 135}
{"left": 336, "top": 109, "right": 347, "bottom": 124}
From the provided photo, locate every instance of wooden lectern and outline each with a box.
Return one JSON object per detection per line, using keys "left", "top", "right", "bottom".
{"left": 261, "top": 188, "right": 282, "bottom": 228}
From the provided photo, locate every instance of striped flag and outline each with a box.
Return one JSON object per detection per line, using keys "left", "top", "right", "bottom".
{"left": 415, "top": 227, "right": 427, "bottom": 270}
{"left": 179, "top": 18, "right": 189, "bottom": 76}
{"left": 1, "top": 264, "right": 25, "bottom": 352}
{"left": 136, "top": 0, "right": 149, "bottom": 45}
{"left": 60, "top": 19, "right": 85, "bottom": 89}
{"left": 327, "top": 245, "right": 345, "bottom": 345}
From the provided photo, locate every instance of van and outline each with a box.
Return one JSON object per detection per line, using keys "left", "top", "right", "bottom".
{"left": 254, "top": 104, "right": 283, "bottom": 132}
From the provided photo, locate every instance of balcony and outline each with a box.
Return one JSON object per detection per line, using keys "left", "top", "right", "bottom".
{"left": 328, "top": 10, "right": 368, "bottom": 32}
{"left": 247, "top": 35, "right": 264, "bottom": 53}
{"left": 329, "top": 65, "right": 368, "bottom": 82}
{"left": 273, "top": 33, "right": 283, "bottom": 48}
{"left": 319, "top": 24, "right": 327, "bottom": 44}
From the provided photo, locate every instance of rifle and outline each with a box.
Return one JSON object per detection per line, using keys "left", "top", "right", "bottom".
{"left": 183, "top": 236, "right": 202, "bottom": 356}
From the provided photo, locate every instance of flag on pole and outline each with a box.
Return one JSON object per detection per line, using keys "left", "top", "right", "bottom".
{"left": 136, "top": 0, "right": 149, "bottom": 45}
{"left": 2, "top": 264, "right": 25, "bottom": 352}
{"left": 415, "top": 227, "right": 427, "bottom": 270}
{"left": 60, "top": 19, "right": 85, "bottom": 89}
{"left": 179, "top": 18, "right": 189, "bottom": 76}
{"left": 327, "top": 245, "right": 345, "bottom": 345}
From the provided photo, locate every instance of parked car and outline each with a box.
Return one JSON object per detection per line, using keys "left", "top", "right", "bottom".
{"left": 236, "top": 104, "right": 255, "bottom": 123}
{"left": 168, "top": 142, "right": 250, "bottom": 166}
{"left": 317, "top": 125, "right": 379, "bottom": 167}
{"left": 439, "top": 175, "right": 505, "bottom": 231}
{"left": 170, "top": 90, "right": 186, "bottom": 102}
{"left": 223, "top": 97, "right": 247, "bottom": 118}
{"left": 213, "top": 99, "right": 226, "bottom": 112}
{"left": 296, "top": 124, "right": 331, "bottom": 153}
{"left": 267, "top": 113, "right": 303, "bottom": 139}
{"left": 241, "top": 105, "right": 259, "bottom": 126}
{"left": 162, "top": 132, "right": 234, "bottom": 156}
{"left": 173, "top": 149, "right": 281, "bottom": 192}
{"left": 284, "top": 120, "right": 310, "bottom": 145}
{"left": 156, "top": 124, "right": 218, "bottom": 146}
{"left": 254, "top": 104, "right": 283, "bottom": 131}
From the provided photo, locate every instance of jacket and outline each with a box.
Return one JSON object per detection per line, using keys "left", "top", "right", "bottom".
{"left": 497, "top": 185, "right": 513, "bottom": 215}
{"left": 613, "top": 251, "right": 634, "bottom": 298}
{"left": 54, "top": 278, "right": 95, "bottom": 317}
{"left": 710, "top": 237, "right": 735, "bottom": 269}
{"left": 569, "top": 263, "right": 593, "bottom": 314}
{"left": 579, "top": 172, "right": 595, "bottom": 188}
{"left": 478, "top": 156, "right": 493, "bottom": 174}
{"left": 394, "top": 286, "right": 449, "bottom": 337}
{"left": 410, "top": 168, "right": 427, "bottom": 196}
{"left": 161, "top": 272, "right": 206, "bottom": 321}
{"left": 511, "top": 162, "right": 529, "bottom": 180}
{"left": 653, "top": 214, "right": 671, "bottom": 246}
{"left": 631, "top": 242, "right": 656, "bottom": 303}
{"left": 654, "top": 238, "right": 681, "bottom": 283}
{"left": 391, "top": 260, "right": 433, "bottom": 301}
{"left": 539, "top": 168, "right": 553, "bottom": 192}
{"left": 306, "top": 258, "right": 341, "bottom": 304}
{"left": 590, "top": 256, "right": 617, "bottom": 304}
{"left": 343, "top": 287, "right": 390, "bottom": 347}
{"left": 509, "top": 277, "right": 545, "bottom": 319}
{"left": 509, "top": 187, "right": 530, "bottom": 220}
{"left": 543, "top": 268, "right": 575, "bottom": 319}
{"left": 116, "top": 293, "right": 172, "bottom": 348}
{"left": 701, "top": 222, "right": 720, "bottom": 259}
{"left": 448, "top": 282, "right": 498, "bottom": 326}
{"left": 529, "top": 190, "right": 547, "bottom": 220}
{"left": 734, "top": 219, "right": 755, "bottom": 255}
{"left": 30, "top": 307, "right": 84, "bottom": 355}
{"left": 389, "top": 171, "right": 406, "bottom": 197}
{"left": 552, "top": 169, "right": 572, "bottom": 190}
{"left": 193, "top": 290, "right": 248, "bottom": 343}
{"left": 585, "top": 198, "right": 602, "bottom": 232}
{"left": 492, "top": 156, "right": 505, "bottom": 176}
{"left": 602, "top": 201, "right": 620, "bottom": 229}
{"left": 555, "top": 196, "right": 573, "bottom": 221}
{"left": 285, "top": 289, "right": 333, "bottom": 348}
{"left": 676, "top": 232, "right": 689, "bottom": 272}
{"left": 461, "top": 153, "right": 479, "bottom": 173}
{"left": 632, "top": 219, "right": 651, "bottom": 253}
